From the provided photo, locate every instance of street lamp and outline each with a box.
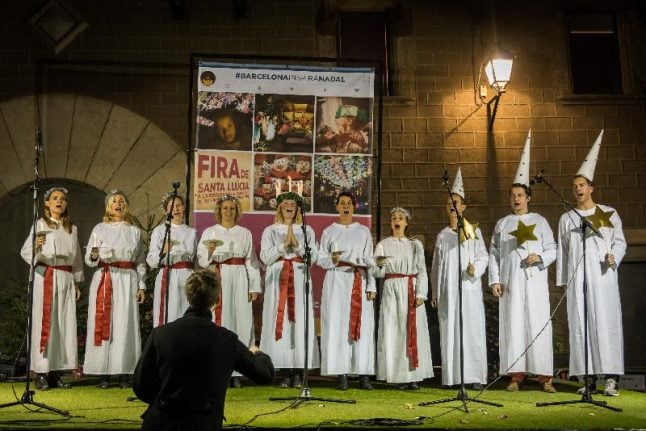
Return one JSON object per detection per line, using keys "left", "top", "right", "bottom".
{"left": 484, "top": 57, "right": 513, "bottom": 93}
{"left": 481, "top": 52, "right": 514, "bottom": 130}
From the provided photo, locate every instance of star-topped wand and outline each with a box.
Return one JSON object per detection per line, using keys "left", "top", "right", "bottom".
{"left": 510, "top": 219, "right": 538, "bottom": 277}
{"left": 457, "top": 218, "right": 478, "bottom": 267}
{"left": 586, "top": 205, "right": 615, "bottom": 255}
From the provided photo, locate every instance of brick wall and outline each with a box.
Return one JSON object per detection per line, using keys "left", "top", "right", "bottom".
{"left": 1, "top": 0, "right": 643, "bottom": 234}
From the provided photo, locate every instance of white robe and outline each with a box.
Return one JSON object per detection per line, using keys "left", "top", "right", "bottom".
{"left": 259, "top": 223, "right": 320, "bottom": 369}
{"left": 556, "top": 204, "right": 626, "bottom": 376}
{"left": 489, "top": 213, "right": 556, "bottom": 376}
{"left": 431, "top": 226, "right": 488, "bottom": 385}
{"left": 374, "top": 236, "right": 434, "bottom": 383}
{"left": 83, "top": 222, "right": 146, "bottom": 375}
{"left": 197, "top": 224, "right": 261, "bottom": 349}
{"left": 317, "top": 222, "right": 376, "bottom": 376}
{"left": 146, "top": 223, "right": 197, "bottom": 327}
{"left": 21, "top": 219, "right": 83, "bottom": 373}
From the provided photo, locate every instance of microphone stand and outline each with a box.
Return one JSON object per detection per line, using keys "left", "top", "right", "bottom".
{"left": 127, "top": 185, "right": 181, "bottom": 403}
{"left": 158, "top": 184, "right": 180, "bottom": 326}
{"left": 0, "top": 128, "right": 69, "bottom": 416}
{"left": 419, "top": 175, "right": 502, "bottom": 412}
{"left": 533, "top": 174, "right": 621, "bottom": 412}
{"left": 269, "top": 198, "right": 355, "bottom": 408}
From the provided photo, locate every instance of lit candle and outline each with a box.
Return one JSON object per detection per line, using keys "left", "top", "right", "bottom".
{"left": 296, "top": 180, "right": 303, "bottom": 196}
{"left": 288, "top": 176, "right": 292, "bottom": 192}
{"left": 91, "top": 231, "right": 100, "bottom": 248}
{"left": 274, "top": 179, "right": 283, "bottom": 198}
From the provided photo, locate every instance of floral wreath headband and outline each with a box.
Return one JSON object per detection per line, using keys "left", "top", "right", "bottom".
{"left": 276, "top": 191, "right": 301, "bottom": 205}
{"left": 216, "top": 194, "right": 240, "bottom": 206}
{"left": 43, "top": 186, "right": 68, "bottom": 201}
{"left": 104, "top": 189, "right": 129, "bottom": 206}
{"left": 390, "top": 207, "right": 411, "bottom": 221}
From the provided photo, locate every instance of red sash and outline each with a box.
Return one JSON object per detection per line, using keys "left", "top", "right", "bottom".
{"left": 337, "top": 262, "right": 367, "bottom": 342}
{"left": 275, "top": 257, "right": 304, "bottom": 340}
{"left": 36, "top": 263, "right": 73, "bottom": 353}
{"left": 94, "top": 261, "right": 136, "bottom": 346}
{"left": 385, "top": 273, "right": 419, "bottom": 368}
{"left": 213, "top": 257, "right": 246, "bottom": 326}
{"left": 158, "top": 261, "right": 193, "bottom": 326}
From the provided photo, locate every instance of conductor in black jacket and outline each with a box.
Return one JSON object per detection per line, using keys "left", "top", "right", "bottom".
{"left": 133, "top": 269, "right": 274, "bottom": 431}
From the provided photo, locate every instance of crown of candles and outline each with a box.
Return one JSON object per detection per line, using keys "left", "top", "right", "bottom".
{"left": 274, "top": 175, "right": 304, "bottom": 198}
{"left": 276, "top": 191, "right": 302, "bottom": 205}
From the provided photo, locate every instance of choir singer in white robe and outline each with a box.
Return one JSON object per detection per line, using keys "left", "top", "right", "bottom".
{"left": 21, "top": 187, "right": 83, "bottom": 390}
{"left": 557, "top": 178, "right": 626, "bottom": 396}
{"left": 259, "top": 191, "right": 319, "bottom": 388}
{"left": 374, "top": 207, "right": 433, "bottom": 390}
{"left": 318, "top": 191, "right": 376, "bottom": 390}
{"left": 431, "top": 169, "right": 488, "bottom": 389}
{"left": 146, "top": 193, "right": 196, "bottom": 327}
{"left": 197, "top": 195, "right": 261, "bottom": 388}
{"left": 489, "top": 185, "right": 557, "bottom": 393}
{"left": 84, "top": 190, "right": 146, "bottom": 389}
{"left": 557, "top": 131, "right": 626, "bottom": 397}
{"left": 489, "top": 132, "right": 558, "bottom": 393}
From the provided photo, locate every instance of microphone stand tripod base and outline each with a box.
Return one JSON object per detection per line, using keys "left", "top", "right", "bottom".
{"left": 0, "top": 388, "right": 70, "bottom": 416}
{"left": 269, "top": 385, "right": 356, "bottom": 409}
{"left": 536, "top": 389, "right": 622, "bottom": 412}
{"left": 418, "top": 385, "right": 502, "bottom": 413}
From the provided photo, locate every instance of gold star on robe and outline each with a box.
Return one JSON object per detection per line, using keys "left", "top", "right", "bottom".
{"left": 510, "top": 220, "right": 538, "bottom": 248}
{"left": 456, "top": 218, "right": 479, "bottom": 243}
{"left": 586, "top": 206, "right": 615, "bottom": 231}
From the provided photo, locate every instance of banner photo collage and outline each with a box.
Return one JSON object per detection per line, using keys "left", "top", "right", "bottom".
{"left": 193, "top": 63, "right": 375, "bottom": 252}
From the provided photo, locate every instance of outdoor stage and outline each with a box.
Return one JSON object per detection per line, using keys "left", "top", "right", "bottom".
{"left": 0, "top": 376, "right": 644, "bottom": 430}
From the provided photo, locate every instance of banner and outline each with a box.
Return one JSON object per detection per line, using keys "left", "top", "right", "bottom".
{"left": 192, "top": 62, "right": 375, "bottom": 318}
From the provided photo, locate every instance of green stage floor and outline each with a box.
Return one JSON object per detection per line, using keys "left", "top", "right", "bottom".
{"left": 0, "top": 377, "right": 644, "bottom": 430}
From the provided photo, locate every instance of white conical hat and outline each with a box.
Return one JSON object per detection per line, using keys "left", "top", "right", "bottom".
{"left": 577, "top": 130, "right": 603, "bottom": 182}
{"left": 451, "top": 166, "right": 465, "bottom": 199}
{"left": 513, "top": 129, "right": 532, "bottom": 186}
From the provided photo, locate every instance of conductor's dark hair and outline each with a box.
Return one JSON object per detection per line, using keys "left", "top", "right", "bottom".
{"left": 185, "top": 270, "right": 220, "bottom": 310}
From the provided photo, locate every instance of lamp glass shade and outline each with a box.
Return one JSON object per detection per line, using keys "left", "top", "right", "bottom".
{"left": 484, "top": 58, "right": 513, "bottom": 92}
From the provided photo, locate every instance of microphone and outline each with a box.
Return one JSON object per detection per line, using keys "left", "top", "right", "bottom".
{"left": 165, "top": 182, "right": 181, "bottom": 226}
{"left": 295, "top": 194, "right": 306, "bottom": 209}
{"left": 530, "top": 169, "right": 545, "bottom": 185}
{"left": 442, "top": 169, "right": 449, "bottom": 186}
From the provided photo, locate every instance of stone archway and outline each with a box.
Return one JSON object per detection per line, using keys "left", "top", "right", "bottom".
{"left": 0, "top": 94, "right": 186, "bottom": 218}
{"left": 0, "top": 94, "right": 187, "bottom": 354}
